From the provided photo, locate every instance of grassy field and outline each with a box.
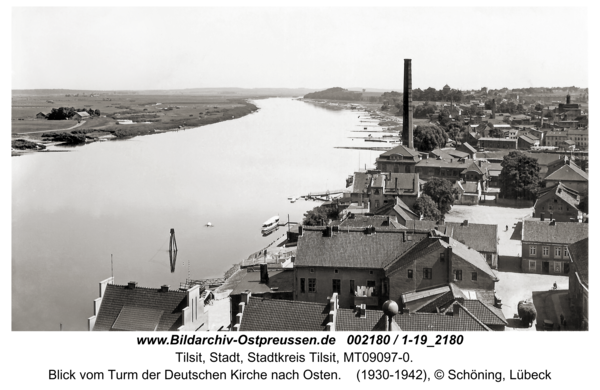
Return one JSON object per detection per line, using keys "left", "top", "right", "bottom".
{"left": 11, "top": 93, "right": 257, "bottom": 142}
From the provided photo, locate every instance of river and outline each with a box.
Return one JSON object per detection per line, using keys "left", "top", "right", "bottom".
{"left": 12, "top": 97, "right": 387, "bottom": 331}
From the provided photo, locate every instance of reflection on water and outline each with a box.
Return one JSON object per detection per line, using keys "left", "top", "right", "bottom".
{"left": 12, "top": 98, "right": 380, "bottom": 331}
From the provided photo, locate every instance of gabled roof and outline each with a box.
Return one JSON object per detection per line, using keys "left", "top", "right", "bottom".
{"left": 295, "top": 227, "right": 418, "bottom": 269}
{"left": 458, "top": 142, "right": 477, "bottom": 154}
{"left": 239, "top": 297, "right": 329, "bottom": 331}
{"left": 522, "top": 220, "right": 588, "bottom": 244}
{"left": 545, "top": 163, "right": 588, "bottom": 182}
{"left": 393, "top": 197, "right": 419, "bottom": 221}
{"left": 335, "top": 308, "right": 385, "bottom": 331}
{"left": 93, "top": 284, "right": 187, "bottom": 331}
{"left": 450, "top": 300, "right": 507, "bottom": 326}
{"left": 534, "top": 182, "right": 579, "bottom": 210}
{"left": 339, "top": 215, "right": 405, "bottom": 229}
{"left": 568, "top": 238, "right": 588, "bottom": 288}
{"left": 384, "top": 236, "right": 442, "bottom": 276}
{"left": 75, "top": 111, "right": 90, "bottom": 117}
{"left": 386, "top": 173, "right": 418, "bottom": 192}
{"left": 440, "top": 222, "right": 498, "bottom": 253}
{"left": 402, "top": 220, "right": 438, "bottom": 232}
{"left": 394, "top": 302, "right": 491, "bottom": 331}
{"left": 380, "top": 144, "right": 420, "bottom": 158}
{"left": 230, "top": 269, "right": 294, "bottom": 295}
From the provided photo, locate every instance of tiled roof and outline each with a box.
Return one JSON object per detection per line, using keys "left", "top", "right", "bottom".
{"left": 112, "top": 306, "right": 164, "bottom": 331}
{"left": 380, "top": 144, "right": 420, "bottom": 158}
{"left": 441, "top": 222, "right": 498, "bottom": 253}
{"left": 522, "top": 220, "right": 589, "bottom": 244}
{"left": 352, "top": 172, "right": 369, "bottom": 193}
{"left": 417, "top": 158, "right": 470, "bottom": 169}
{"left": 459, "top": 143, "right": 477, "bottom": 154}
{"left": 384, "top": 237, "right": 442, "bottom": 276}
{"left": 335, "top": 308, "right": 385, "bottom": 331}
{"left": 545, "top": 163, "right": 588, "bottom": 182}
{"left": 339, "top": 215, "right": 404, "bottom": 228}
{"left": 455, "top": 300, "right": 507, "bottom": 326}
{"left": 403, "top": 220, "right": 438, "bottom": 232}
{"left": 239, "top": 297, "right": 329, "bottom": 331}
{"left": 569, "top": 238, "right": 588, "bottom": 287}
{"left": 93, "top": 284, "right": 187, "bottom": 331}
{"left": 386, "top": 173, "right": 418, "bottom": 191}
{"left": 295, "top": 227, "right": 418, "bottom": 269}
{"left": 534, "top": 182, "right": 579, "bottom": 210}
{"left": 443, "top": 237, "right": 497, "bottom": 279}
{"left": 394, "top": 304, "right": 491, "bottom": 331}
{"left": 393, "top": 201, "right": 419, "bottom": 222}
{"left": 230, "top": 269, "right": 294, "bottom": 295}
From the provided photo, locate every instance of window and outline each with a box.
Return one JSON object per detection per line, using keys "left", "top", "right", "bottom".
{"left": 332, "top": 279, "right": 341, "bottom": 294}
{"left": 548, "top": 205, "right": 553, "bottom": 210}
{"left": 542, "top": 246, "right": 549, "bottom": 257}
{"left": 308, "top": 278, "right": 316, "bottom": 293}
{"left": 300, "top": 278, "right": 306, "bottom": 293}
{"left": 407, "top": 269, "right": 413, "bottom": 278}
{"left": 454, "top": 269, "right": 463, "bottom": 281}
{"left": 453, "top": 170, "right": 458, "bottom": 176}
{"left": 334, "top": 269, "right": 339, "bottom": 274}
{"left": 530, "top": 246, "right": 536, "bottom": 256}
{"left": 529, "top": 260, "right": 536, "bottom": 271}
{"left": 564, "top": 247, "right": 569, "bottom": 257}
{"left": 350, "top": 280, "right": 355, "bottom": 296}
{"left": 486, "top": 253, "right": 492, "bottom": 262}
{"left": 310, "top": 268, "right": 315, "bottom": 273}
{"left": 440, "top": 252, "right": 445, "bottom": 262}
{"left": 423, "top": 268, "right": 432, "bottom": 279}
{"left": 471, "top": 272, "right": 477, "bottom": 281}
{"left": 555, "top": 247, "right": 562, "bottom": 257}
{"left": 369, "top": 270, "right": 374, "bottom": 275}
{"left": 367, "top": 280, "right": 377, "bottom": 296}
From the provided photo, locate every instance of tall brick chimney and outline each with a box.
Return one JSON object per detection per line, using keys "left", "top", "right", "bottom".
{"left": 491, "top": 98, "right": 496, "bottom": 119}
{"left": 260, "top": 263, "right": 269, "bottom": 284}
{"left": 567, "top": 93, "right": 571, "bottom": 104}
{"left": 402, "top": 59, "right": 414, "bottom": 149}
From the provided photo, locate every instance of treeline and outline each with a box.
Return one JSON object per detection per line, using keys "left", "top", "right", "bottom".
{"left": 47, "top": 107, "right": 101, "bottom": 120}
{"left": 304, "top": 87, "right": 363, "bottom": 101}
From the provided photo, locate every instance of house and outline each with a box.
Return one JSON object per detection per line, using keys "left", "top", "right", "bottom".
{"left": 221, "top": 263, "right": 294, "bottom": 328}
{"left": 349, "top": 170, "right": 420, "bottom": 211}
{"left": 456, "top": 142, "right": 477, "bottom": 159}
{"left": 545, "top": 131, "right": 568, "bottom": 147}
{"left": 384, "top": 230, "right": 499, "bottom": 304}
{"left": 375, "top": 145, "right": 421, "bottom": 174}
{"left": 89, "top": 278, "right": 206, "bottom": 331}
{"left": 478, "top": 137, "right": 518, "bottom": 150}
{"left": 454, "top": 181, "right": 481, "bottom": 205}
{"left": 567, "top": 238, "right": 588, "bottom": 330}
{"left": 337, "top": 214, "right": 405, "bottom": 229}
{"left": 544, "top": 160, "right": 588, "bottom": 193}
{"left": 438, "top": 221, "right": 499, "bottom": 269}
{"left": 235, "top": 292, "right": 498, "bottom": 332}
{"left": 533, "top": 182, "right": 581, "bottom": 222}
{"left": 521, "top": 220, "right": 588, "bottom": 275}
{"left": 412, "top": 284, "right": 507, "bottom": 330}
{"left": 517, "top": 134, "right": 540, "bottom": 150}
{"left": 36, "top": 112, "right": 47, "bottom": 119}
{"left": 72, "top": 111, "right": 90, "bottom": 120}
{"left": 373, "top": 197, "right": 420, "bottom": 226}
{"left": 559, "top": 139, "right": 576, "bottom": 151}
{"left": 294, "top": 226, "right": 426, "bottom": 309}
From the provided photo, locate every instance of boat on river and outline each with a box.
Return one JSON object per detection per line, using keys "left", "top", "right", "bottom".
{"left": 261, "top": 216, "right": 280, "bottom": 235}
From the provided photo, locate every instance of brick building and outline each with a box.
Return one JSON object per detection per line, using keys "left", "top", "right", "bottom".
{"left": 521, "top": 220, "right": 588, "bottom": 275}
{"left": 384, "top": 231, "right": 498, "bottom": 304}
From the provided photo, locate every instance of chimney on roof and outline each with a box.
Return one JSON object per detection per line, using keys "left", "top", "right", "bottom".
{"left": 323, "top": 226, "right": 333, "bottom": 238}
{"left": 259, "top": 263, "right": 269, "bottom": 284}
{"left": 127, "top": 281, "right": 137, "bottom": 290}
{"left": 541, "top": 213, "right": 545, "bottom": 222}
{"left": 478, "top": 160, "right": 482, "bottom": 167}
{"left": 567, "top": 93, "right": 571, "bottom": 104}
{"left": 402, "top": 307, "right": 410, "bottom": 314}
{"left": 160, "top": 285, "right": 170, "bottom": 293}
{"left": 402, "top": 59, "right": 414, "bottom": 149}
{"left": 358, "top": 303, "right": 366, "bottom": 318}
{"left": 395, "top": 177, "right": 398, "bottom": 190}
{"left": 447, "top": 245, "right": 453, "bottom": 284}
{"left": 462, "top": 220, "right": 469, "bottom": 226}
{"left": 491, "top": 98, "right": 496, "bottom": 119}
{"left": 549, "top": 220, "right": 556, "bottom": 226}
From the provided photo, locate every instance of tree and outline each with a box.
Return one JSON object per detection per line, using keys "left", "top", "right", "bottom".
{"left": 446, "top": 123, "right": 464, "bottom": 142}
{"left": 518, "top": 300, "right": 537, "bottom": 328}
{"left": 413, "top": 124, "right": 448, "bottom": 152}
{"left": 498, "top": 151, "right": 542, "bottom": 200}
{"left": 412, "top": 194, "right": 441, "bottom": 222}
{"left": 302, "top": 205, "right": 339, "bottom": 226}
{"left": 534, "top": 103, "right": 543, "bottom": 111}
{"left": 422, "top": 178, "right": 459, "bottom": 216}
{"left": 95, "top": 109, "right": 101, "bottom": 116}
{"left": 488, "top": 123, "right": 504, "bottom": 138}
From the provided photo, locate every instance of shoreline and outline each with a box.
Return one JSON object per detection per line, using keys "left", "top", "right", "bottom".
{"left": 11, "top": 100, "right": 259, "bottom": 157}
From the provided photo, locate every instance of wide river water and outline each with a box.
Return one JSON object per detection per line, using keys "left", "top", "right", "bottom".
{"left": 12, "top": 97, "right": 386, "bottom": 331}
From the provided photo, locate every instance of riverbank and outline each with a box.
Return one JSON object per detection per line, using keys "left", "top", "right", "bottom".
{"left": 11, "top": 99, "right": 259, "bottom": 156}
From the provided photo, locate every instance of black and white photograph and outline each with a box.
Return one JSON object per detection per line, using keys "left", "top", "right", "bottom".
{"left": 6, "top": 2, "right": 595, "bottom": 387}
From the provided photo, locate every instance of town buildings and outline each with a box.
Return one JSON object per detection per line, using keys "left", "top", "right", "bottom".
{"left": 533, "top": 183, "right": 581, "bottom": 222}
{"left": 544, "top": 160, "right": 588, "bottom": 193}
{"left": 521, "top": 220, "right": 588, "bottom": 275}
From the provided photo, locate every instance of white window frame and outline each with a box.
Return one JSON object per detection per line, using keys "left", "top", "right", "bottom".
{"left": 542, "top": 246, "right": 549, "bottom": 257}
{"left": 555, "top": 247, "right": 562, "bottom": 257}
{"left": 530, "top": 246, "right": 536, "bottom": 256}
{"left": 529, "top": 260, "right": 536, "bottom": 271}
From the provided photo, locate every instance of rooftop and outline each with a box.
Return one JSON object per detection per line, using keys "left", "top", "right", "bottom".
{"left": 239, "top": 297, "right": 329, "bottom": 331}
{"left": 545, "top": 163, "right": 588, "bottom": 182}
{"left": 440, "top": 221, "right": 497, "bottom": 253}
{"left": 568, "top": 238, "right": 588, "bottom": 288}
{"left": 522, "top": 220, "right": 588, "bottom": 244}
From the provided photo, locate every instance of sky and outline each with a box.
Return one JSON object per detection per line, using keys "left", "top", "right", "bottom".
{"left": 12, "top": 7, "right": 589, "bottom": 91}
